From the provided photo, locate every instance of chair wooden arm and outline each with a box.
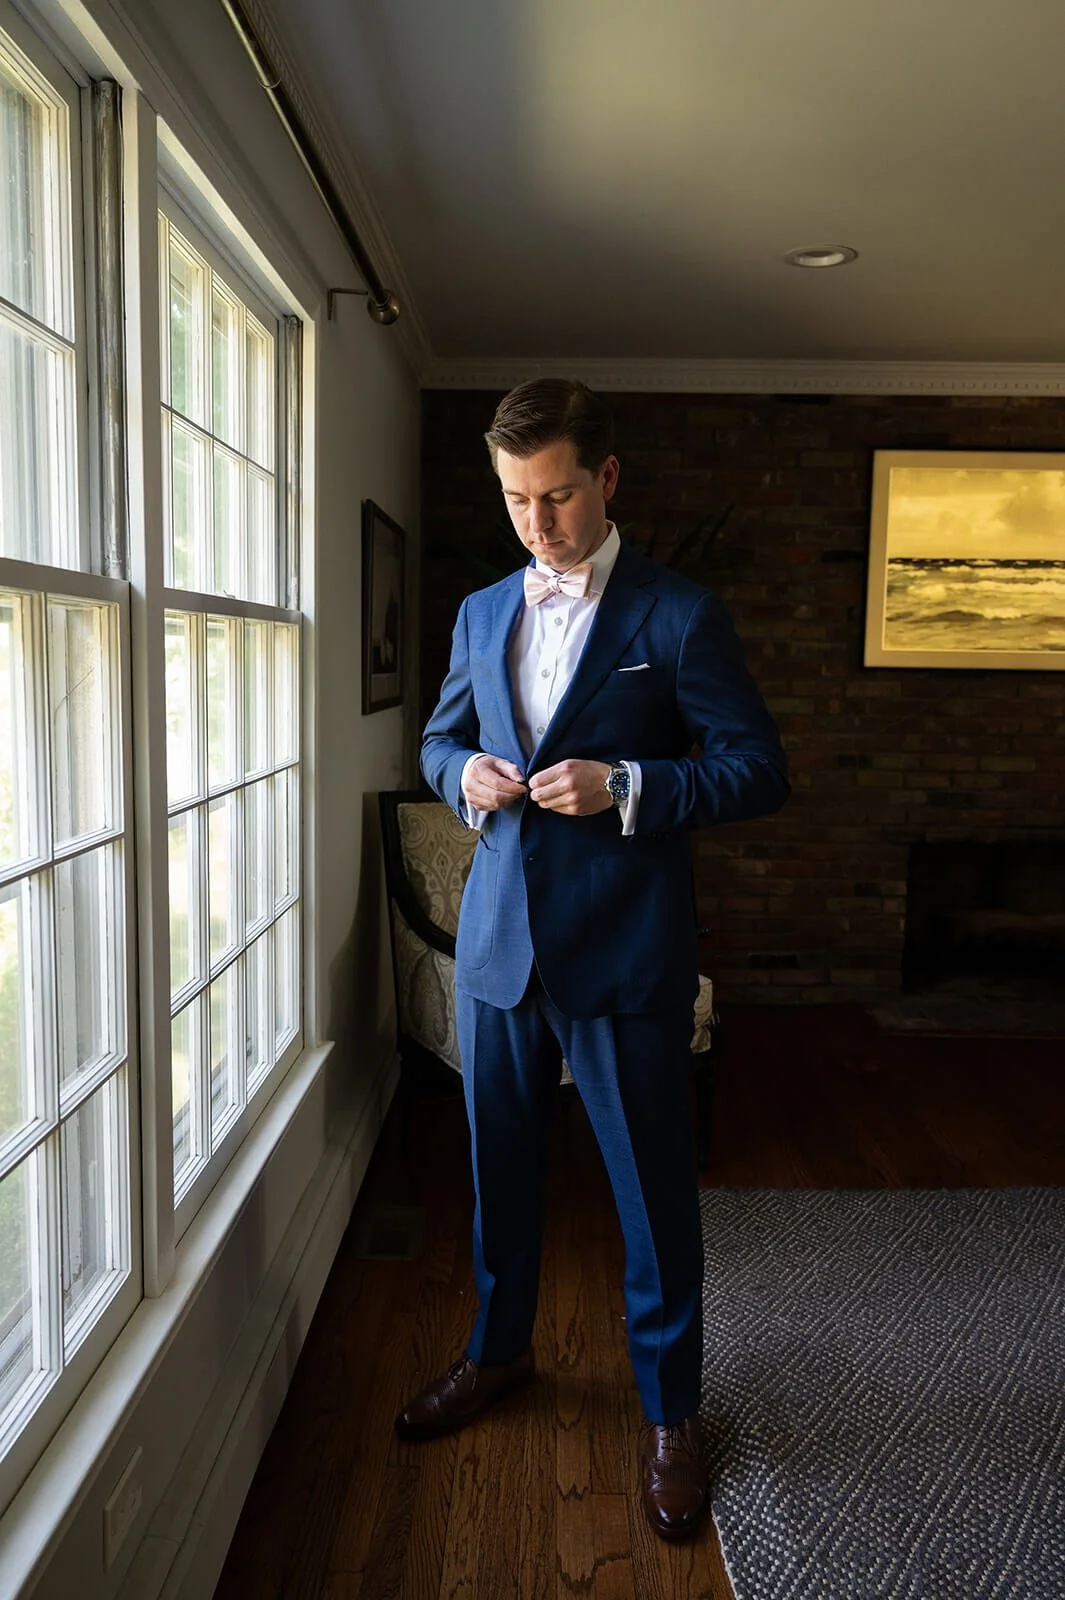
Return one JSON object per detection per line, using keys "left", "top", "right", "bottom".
{"left": 378, "top": 788, "right": 459, "bottom": 959}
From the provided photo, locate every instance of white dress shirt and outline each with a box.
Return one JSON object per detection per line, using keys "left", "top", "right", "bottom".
{"left": 461, "top": 523, "right": 642, "bottom": 834}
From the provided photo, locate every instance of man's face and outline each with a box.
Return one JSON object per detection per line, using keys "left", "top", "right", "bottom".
{"left": 496, "top": 439, "right": 619, "bottom": 572}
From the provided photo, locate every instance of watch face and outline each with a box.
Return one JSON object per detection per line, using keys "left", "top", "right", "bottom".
{"left": 607, "top": 766, "right": 630, "bottom": 803}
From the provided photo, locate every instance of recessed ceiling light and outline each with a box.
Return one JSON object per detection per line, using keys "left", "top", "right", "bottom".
{"left": 784, "top": 245, "right": 859, "bottom": 269}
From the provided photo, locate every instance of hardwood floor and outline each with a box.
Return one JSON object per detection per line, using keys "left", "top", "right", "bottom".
{"left": 214, "top": 1007, "right": 1065, "bottom": 1599}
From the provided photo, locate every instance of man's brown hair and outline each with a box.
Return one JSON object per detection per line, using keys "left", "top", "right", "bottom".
{"left": 485, "top": 379, "right": 615, "bottom": 473}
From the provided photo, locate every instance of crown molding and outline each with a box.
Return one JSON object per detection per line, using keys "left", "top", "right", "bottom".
{"left": 246, "top": 0, "right": 431, "bottom": 379}
{"left": 422, "top": 356, "right": 1065, "bottom": 396}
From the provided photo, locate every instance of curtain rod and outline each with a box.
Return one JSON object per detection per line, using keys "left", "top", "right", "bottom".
{"left": 219, "top": 0, "right": 400, "bottom": 324}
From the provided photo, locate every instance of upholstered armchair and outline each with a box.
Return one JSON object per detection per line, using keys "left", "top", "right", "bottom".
{"left": 379, "top": 791, "right": 721, "bottom": 1161}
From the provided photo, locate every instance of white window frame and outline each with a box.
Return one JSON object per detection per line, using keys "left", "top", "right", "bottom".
{"left": 155, "top": 193, "right": 304, "bottom": 1240}
{"left": 0, "top": 0, "right": 320, "bottom": 1540}
{"left": 124, "top": 101, "right": 308, "bottom": 1288}
{"left": 0, "top": 0, "right": 141, "bottom": 1518}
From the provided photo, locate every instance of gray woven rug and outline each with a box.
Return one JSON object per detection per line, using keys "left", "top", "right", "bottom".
{"left": 699, "top": 1187, "right": 1065, "bottom": 1600}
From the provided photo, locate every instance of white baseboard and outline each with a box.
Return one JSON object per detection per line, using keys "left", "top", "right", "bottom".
{"left": 118, "top": 1044, "right": 400, "bottom": 1600}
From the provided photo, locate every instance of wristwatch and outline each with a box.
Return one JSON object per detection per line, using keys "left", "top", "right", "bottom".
{"left": 605, "top": 763, "right": 631, "bottom": 808}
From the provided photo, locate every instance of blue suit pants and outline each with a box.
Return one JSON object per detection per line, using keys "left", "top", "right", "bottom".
{"left": 456, "top": 975, "right": 704, "bottom": 1425}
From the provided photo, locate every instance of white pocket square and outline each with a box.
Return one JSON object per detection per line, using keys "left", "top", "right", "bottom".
{"left": 617, "top": 662, "right": 651, "bottom": 672}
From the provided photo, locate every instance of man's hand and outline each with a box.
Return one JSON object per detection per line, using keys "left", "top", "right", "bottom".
{"left": 463, "top": 754, "right": 527, "bottom": 812}
{"left": 528, "top": 759, "right": 614, "bottom": 816}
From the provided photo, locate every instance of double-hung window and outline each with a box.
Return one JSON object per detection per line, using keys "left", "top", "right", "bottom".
{"left": 158, "top": 198, "right": 303, "bottom": 1229}
{"left": 0, "top": 7, "right": 138, "bottom": 1502}
{"left": 0, "top": 0, "right": 306, "bottom": 1514}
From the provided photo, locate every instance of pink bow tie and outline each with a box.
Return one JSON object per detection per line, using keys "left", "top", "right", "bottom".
{"left": 523, "top": 563, "right": 593, "bottom": 605}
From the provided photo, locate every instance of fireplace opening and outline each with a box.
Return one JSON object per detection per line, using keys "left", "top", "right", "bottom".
{"left": 903, "top": 840, "right": 1065, "bottom": 999}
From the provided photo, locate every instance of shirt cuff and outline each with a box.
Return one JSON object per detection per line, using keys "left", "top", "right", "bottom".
{"left": 619, "top": 760, "right": 641, "bottom": 837}
{"left": 459, "top": 752, "right": 491, "bottom": 831}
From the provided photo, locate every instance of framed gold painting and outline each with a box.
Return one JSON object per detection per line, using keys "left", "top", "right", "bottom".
{"left": 864, "top": 451, "right": 1065, "bottom": 669}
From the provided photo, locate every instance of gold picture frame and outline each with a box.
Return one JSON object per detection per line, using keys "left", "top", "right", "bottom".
{"left": 864, "top": 450, "right": 1065, "bottom": 670}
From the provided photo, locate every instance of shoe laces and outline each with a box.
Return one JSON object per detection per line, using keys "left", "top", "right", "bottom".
{"left": 648, "top": 1421, "right": 699, "bottom": 1459}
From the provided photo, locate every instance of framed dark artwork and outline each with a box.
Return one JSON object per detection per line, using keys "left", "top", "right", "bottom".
{"left": 362, "top": 499, "right": 405, "bottom": 712}
{"left": 865, "top": 450, "right": 1065, "bottom": 670}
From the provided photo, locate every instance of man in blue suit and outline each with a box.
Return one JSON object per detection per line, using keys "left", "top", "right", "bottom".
{"left": 397, "top": 379, "right": 788, "bottom": 1540}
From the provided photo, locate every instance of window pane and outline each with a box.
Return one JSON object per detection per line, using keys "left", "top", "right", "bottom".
{"left": 168, "top": 808, "right": 204, "bottom": 1002}
{"left": 210, "top": 962, "right": 242, "bottom": 1143}
{"left": 206, "top": 615, "right": 240, "bottom": 791}
{"left": 273, "top": 623, "right": 298, "bottom": 765}
{"left": 0, "top": 875, "right": 51, "bottom": 1155}
{"left": 245, "top": 313, "right": 274, "bottom": 471}
{"left": 244, "top": 621, "right": 271, "bottom": 775}
{"left": 245, "top": 931, "right": 271, "bottom": 1094}
{"left": 55, "top": 844, "right": 123, "bottom": 1098}
{"left": 274, "top": 767, "right": 297, "bottom": 912}
{"left": 164, "top": 610, "right": 200, "bottom": 808}
{"left": 170, "top": 419, "right": 207, "bottom": 592}
{"left": 48, "top": 598, "right": 119, "bottom": 847}
{"left": 212, "top": 446, "right": 242, "bottom": 600}
{"left": 60, "top": 1069, "right": 128, "bottom": 1354}
{"left": 246, "top": 467, "right": 276, "bottom": 606}
{"left": 0, "top": 1146, "right": 58, "bottom": 1432}
{"left": 273, "top": 903, "right": 298, "bottom": 1057}
{"left": 172, "top": 995, "right": 206, "bottom": 1196}
{"left": 162, "top": 214, "right": 283, "bottom": 611}
{"left": 168, "top": 236, "right": 205, "bottom": 427}
{"left": 211, "top": 283, "right": 241, "bottom": 449}
{"left": 0, "top": 312, "right": 77, "bottom": 568}
{"left": 207, "top": 792, "right": 240, "bottom": 971}
{"left": 0, "top": 589, "right": 43, "bottom": 873}
{"left": 0, "top": 45, "right": 69, "bottom": 336}
{"left": 244, "top": 778, "right": 271, "bottom": 935}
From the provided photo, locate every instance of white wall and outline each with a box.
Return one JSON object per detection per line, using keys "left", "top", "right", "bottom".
{"left": 3, "top": 0, "right": 420, "bottom": 1593}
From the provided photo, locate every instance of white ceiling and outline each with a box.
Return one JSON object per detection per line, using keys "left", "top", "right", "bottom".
{"left": 258, "top": 0, "right": 1065, "bottom": 375}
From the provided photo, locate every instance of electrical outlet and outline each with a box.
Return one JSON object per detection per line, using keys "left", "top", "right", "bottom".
{"left": 102, "top": 1445, "right": 143, "bottom": 1570}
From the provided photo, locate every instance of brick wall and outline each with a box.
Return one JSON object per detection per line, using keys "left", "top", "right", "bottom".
{"left": 420, "top": 390, "right": 1065, "bottom": 1003}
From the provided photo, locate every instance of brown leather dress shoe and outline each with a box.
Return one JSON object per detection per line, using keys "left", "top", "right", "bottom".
{"left": 395, "top": 1351, "right": 534, "bottom": 1442}
{"left": 640, "top": 1415, "right": 709, "bottom": 1540}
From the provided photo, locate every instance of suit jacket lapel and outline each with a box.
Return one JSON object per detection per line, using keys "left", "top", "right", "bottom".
{"left": 532, "top": 542, "right": 656, "bottom": 767}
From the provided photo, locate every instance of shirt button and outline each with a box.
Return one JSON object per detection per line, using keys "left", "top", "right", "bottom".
{"left": 541, "top": 668, "right": 549, "bottom": 678}
{"left": 554, "top": 616, "right": 563, "bottom": 627}
{"left": 536, "top": 725, "right": 545, "bottom": 734}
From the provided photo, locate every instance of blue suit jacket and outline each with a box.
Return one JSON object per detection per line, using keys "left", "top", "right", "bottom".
{"left": 421, "top": 542, "right": 789, "bottom": 1018}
